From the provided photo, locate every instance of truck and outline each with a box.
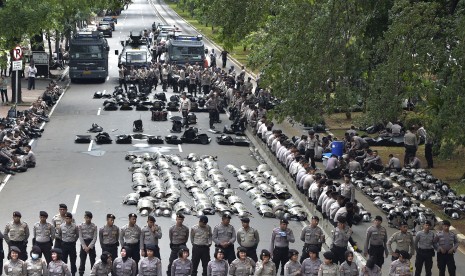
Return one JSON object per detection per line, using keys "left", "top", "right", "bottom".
{"left": 69, "top": 31, "right": 110, "bottom": 82}
{"left": 165, "top": 34, "right": 205, "bottom": 66}
{"left": 115, "top": 31, "right": 152, "bottom": 68}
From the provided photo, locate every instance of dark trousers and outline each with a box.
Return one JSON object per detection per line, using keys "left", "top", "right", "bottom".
{"left": 330, "top": 245, "right": 347, "bottom": 265}
{"left": 54, "top": 238, "right": 62, "bottom": 249}
{"left": 209, "top": 109, "right": 219, "bottom": 128}
{"left": 188, "top": 83, "right": 197, "bottom": 96}
{"left": 182, "top": 110, "right": 189, "bottom": 127}
{"left": 404, "top": 145, "right": 417, "bottom": 166}
{"left": 437, "top": 251, "right": 456, "bottom": 276}
{"left": 9, "top": 241, "right": 27, "bottom": 261}
{"left": 0, "top": 89, "right": 7, "bottom": 103}
{"left": 27, "top": 77, "right": 35, "bottom": 90}
{"left": 101, "top": 243, "right": 118, "bottom": 264}
{"left": 62, "top": 241, "right": 77, "bottom": 274}
{"left": 305, "top": 149, "right": 316, "bottom": 169}
{"left": 79, "top": 239, "right": 96, "bottom": 275}
{"left": 202, "top": 85, "right": 210, "bottom": 95}
{"left": 36, "top": 240, "right": 52, "bottom": 264}
{"left": 272, "top": 246, "right": 289, "bottom": 275}
{"left": 179, "top": 80, "right": 186, "bottom": 92}
{"left": 119, "top": 78, "right": 128, "bottom": 92}
{"left": 216, "top": 244, "right": 235, "bottom": 264}
{"left": 192, "top": 245, "right": 210, "bottom": 276}
{"left": 425, "top": 143, "right": 434, "bottom": 168}
{"left": 415, "top": 248, "right": 434, "bottom": 276}
{"left": 168, "top": 243, "right": 186, "bottom": 276}
{"left": 244, "top": 246, "right": 258, "bottom": 262}
{"left": 162, "top": 79, "right": 168, "bottom": 91}
{"left": 126, "top": 243, "right": 141, "bottom": 264}
{"left": 368, "top": 245, "right": 385, "bottom": 268}
{"left": 300, "top": 244, "right": 321, "bottom": 263}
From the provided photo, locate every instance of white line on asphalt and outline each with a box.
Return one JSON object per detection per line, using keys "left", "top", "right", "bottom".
{"left": 178, "top": 144, "right": 183, "bottom": 152}
{"left": 88, "top": 140, "right": 94, "bottom": 152}
{"left": 102, "top": 90, "right": 106, "bottom": 95}
{"left": 106, "top": 76, "right": 110, "bottom": 81}
{"left": 71, "top": 194, "right": 80, "bottom": 214}
{"left": 97, "top": 108, "right": 101, "bottom": 116}
{"left": 168, "top": 111, "right": 172, "bottom": 116}
{"left": 0, "top": 175, "right": 11, "bottom": 193}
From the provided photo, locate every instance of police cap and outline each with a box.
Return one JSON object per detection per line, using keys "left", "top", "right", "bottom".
{"left": 145, "top": 244, "right": 156, "bottom": 251}
{"left": 176, "top": 213, "right": 185, "bottom": 219}
{"left": 199, "top": 215, "right": 208, "bottom": 223}
{"left": 51, "top": 248, "right": 62, "bottom": 255}
{"left": 107, "top": 214, "right": 116, "bottom": 220}
{"left": 374, "top": 215, "right": 383, "bottom": 222}
{"left": 424, "top": 220, "right": 432, "bottom": 226}
{"left": 65, "top": 212, "right": 73, "bottom": 218}
{"left": 323, "top": 251, "right": 335, "bottom": 261}
{"left": 337, "top": 216, "right": 346, "bottom": 224}
{"left": 128, "top": 213, "right": 137, "bottom": 218}
{"left": 59, "top": 204, "right": 68, "bottom": 209}
{"left": 13, "top": 211, "right": 21, "bottom": 218}
{"left": 84, "top": 211, "right": 93, "bottom": 218}
{"left": 39, "top": 211, "right": 48, "bottom": 218}
{"left": 308, "top": 245, "right": 319, "bottom": 254}
{"left": 311, "top": 216, "right": 319, "bottom": 221}
{"left": 10, "top": 246, "right": 21, "bottom": 253}
{"left": 237, "top": 247, "right": 247, "bottom": 253}
{"left": 222, "top": 213, "right": 232, "bottom": 219}
{"left": 240, "top": 217, "right": 250, "bottom": 223}
{"left": 147, "top": 215, "right": 156, "bottom": 222}
{"left": 280, "top": 219, "right": 289, "bottom": 224}
{"left": 443, "top": 220, "right": 451, "bottom": 226}
{"left": 288, "top": 249, "right": 299, "bottom": 257}
{"left": 400, "top": 220, "right": 408, "bottom": 226}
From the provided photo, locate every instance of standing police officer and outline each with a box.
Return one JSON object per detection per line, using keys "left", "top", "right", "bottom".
{"left": 236, "top": 217, "right": 259, "bottom": 262}
{"left": 78, "top": 211, "right": 97, "bottom": 276}
{"left": 179, "top": 93, "right": 191, "bottom": 128}
{"left": 434, "top": 220, "right": 458, "bottom": 276}
{"left": 3, "top": 211, "right": 29, "bottom": 261}
{"left": 59, "top": 212, "right": 79, "bottom": 276}
{"left": 364, "top": 215, "right": 388, "bottom": 268}
{"left": 120, "top": 213, "right": 142, "bottom": 267}
{"left": 33, "top": 211, "right": 55, "bottom": 264}
{"left": 270, "top": 219, "right": 295, "bottom": 275}
{"left": 387, "top": 220, "right": 414, "bottom": 261}
{"left": 213, "top": 214, "right": 236, "bottom": 264}
{"left": 168, "top": 214, "right": 189, "bottom": 276}
{"left": 99, "top": 214, "right": 119, "bottom": 262}
{"left": 330, "top": 216, "right": 352, "bottom": 265}
{"left": 140, "top": 215, "right": 162, "bottom": 260}
{"left": 191, "top": 215, "right": 212, "bottom": 276}
{"left": 205, "top": 93, "right": 220, "bottom": 129}
{"left": 414, "top": 220, "right": 435, "bottom": 276}
{"left": 299, "top": 216, "right": 325, "bottom": 262}
{"left": 52, "top": 204, "right": 73, "bottom": 249}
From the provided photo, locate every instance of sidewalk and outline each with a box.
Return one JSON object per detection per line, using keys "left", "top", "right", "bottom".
{"left": 0, "top": 68, "right": 67, "bottom": 118}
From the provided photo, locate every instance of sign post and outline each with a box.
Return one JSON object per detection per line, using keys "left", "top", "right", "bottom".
{"left": 12, "top": 46, "right": 23, "bottom": 106}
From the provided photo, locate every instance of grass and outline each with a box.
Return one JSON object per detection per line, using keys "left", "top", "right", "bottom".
{"left": 166, "top": 1, "right": 252, "bottom": 72}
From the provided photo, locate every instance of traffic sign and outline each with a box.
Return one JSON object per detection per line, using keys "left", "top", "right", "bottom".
{"left": 12, "top": 60, "right": 22, "bottom": 71}
{"left": 13, "top": 46, "right": 23, "bottom": 60}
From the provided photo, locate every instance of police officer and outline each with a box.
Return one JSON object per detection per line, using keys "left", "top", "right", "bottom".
{"left": 33, "top": 211, "right": 55, "bottom": 264}
{"left": 52, "top": 204, "right": 73, "bottom": 249}
{"left": 90, "top": 251, "right": 112, "bottom": 276}
{"left": 300, "top": 245, "right": 321, "bottom": 276}
{"left": 339, "top": 251, "right": 357, "bottom": 276}
{"left": 168, "top": 214, "right": 189, "bottom": 276}
{"left": 300, "top": 216, "right": 324, "bottom": 262}
{"left": 3, "top": 211, "right": 29, "bottom": 261}
{"left": 120, "top": 213, "right": 142, "bottom": 267}
{"left": 339, "top": 175, "right": 355, "bottom": 203}
{"left": 387, "top": 220, "right": 415, "bottom": 261}
{"left": 434, "top": 220, "right": 458, "bottom": 276}
{"left": 3, "top": 246, "right": 26, "bottom": 275}
{"left": 205, "top": 93, "right": 220, "bottom": 129}
{"left": 330, "top": 216, "right": 352, "bottom": 265}
{"left": 59, "top": 212, "right": 78, "bottom": 276}
{"left": 191, "top": 215, "right": 212, "bottom": 276}
{"left": 48, "top": 248, "right": 72, "bottom": 276}
{"left": 283, "top": 249, "right": 301, "bottom": 276}
{"left": 236, "top": 217, "right": 259, "bottom": 262}
{"left": 112, "top": 246, "right": 137, "bottom": 276}
{"left": 99, "top": 214, "right": 119, "bottom": 262}
{"left": 254, "top": 250, "right": 275, "bottom": 276}
{"left": 229, "top": 247, "right": 256, "bottom": 276}
{"left": 140, "top": 215, "right": 162, "bottom": 260}
{"left": 78, "top": 211, "right": 97, "bottom": 276}
{"left": 213, "top": 214, "right": 236, "bottom": 264}
{"left": 171, "top": 246, "right": 193, "bottom": 276}
{"left": 270, "top": 219, "right": 295, "bottom": 275}
{"left": 414, "top": 220, "right": 435, "bottom": 276}
{"left": 139, "top": 244, "right": 162, "bottom": 276}
{"left": 207, "top": 248, "right": 228, "bottom": 276}
{"left": 389, "top": 250, "right": 411, "bottom": 276}
{"left": 364, "top": 215, "right": 388, "bottom": 268}
{"left": 179, "top": 93, "right": 191, "bottom": 128}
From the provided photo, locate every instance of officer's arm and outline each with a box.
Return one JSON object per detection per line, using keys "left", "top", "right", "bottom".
{"left": 284, "top": 263, "right": 291, "bottom": 276}
{"left": 452, "top": 234, "right": 459, "bottom": 252}
{"left": 185, "top": 227, "right": 189, "bottom": 243}
{"left": 224, "top": 261, "right": 229, "bottom": 275}
{"left": 41, "top": 260, "right": 47, "bottom": 276}
{"left": 90, "top": 261, "right": 98, "bottom": 276}
{"left": 207, "top": 262, "right": 212, "bottom": 276}
{"left": 351, "top": 187, "right": 355, "bottom": 203}
{"left": 190, "top": 227, "right": 195, "bottom": 245}
{"left": 409, "top": 234, "right": 415, "bottom": 256}
{"left": 300, "top": 227, "right": 306, "bottom": 242}
{"left": 98, "top": 228, "right": 104, "bottom": 247}
{"left": 270, "top": 230, "right": 276, "bottom": 253}
{"left": 140, "top": 230, "right": 144, "bottom": 250}
{"left": 50, "top": 224, "right": 56, "bottom": 241}
{"left": 74, "top": 225, "right": 79, "bottom": 242}
{"left": 63, "top": 262, "right": 72, "bottom": 276}
{"left": 89, "top": 226, "right": 97, "bottom": 249}
{"left": 112, "top": 260, "right": 117, "bottom": 276}
{"left": 207, "top": 225, "right": 213, "bottom": 246}
{"left": 78, "top": 225, "right": 86, "bottom": 249}
{"left": 24, "top": 224, "right": 30, "bottom": 240}
{"left": 229, "top": 227, "right": 236, "bottom": 244}
{"left": 387, "top": 234, "right": 395, "bottom": 254}
{"left": 413, "top": 234, "right": 419, "bottom": 250}
{"left": 236, "top": 231, "right": 241, "bottom": 246}
{"left": 228, "top": 262, "right": 236, "bottom": 275}
{"left": 154, "top": 225, "right": 162, "bottom": 239}
{"left": 255, "top": 229, "right": 260, "bottom": 247}
{"left": 119, "top": 227, "right": 124, "bottom": 247}
{"left": 138, "top": 260, "right": 144, "bottom": 275}
{"left": 363, "top": 228, "right": 371, "bottom": 254}
{"left": 254, "top": 262, "right": 263, "bottom": 276}
{"left": 433, "top": 233, "right": 440, "bottom": 252}
{"left": 157, "top": 260, "right": 162, "bottom": 276}
{"left": 287, "top": 229, "right": 295, "bottom": 243}
{"left": 212, "top": 226, "right": 220, "bottom": 245}
{"left": 383, "top": 229, "right": 388, "bottom": 255}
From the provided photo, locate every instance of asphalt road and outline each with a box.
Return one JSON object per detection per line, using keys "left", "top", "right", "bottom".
{"left": 1, "top": 0, "right": 465, "bottom": 275}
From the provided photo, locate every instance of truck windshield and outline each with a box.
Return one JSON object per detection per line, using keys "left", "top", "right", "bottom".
{"left": 70, "top": 45, "right": 103, "bottom": 59}
{"left": 170, "top": 46, "right": 203, "bottom": 60}
{"left": 126, "top": 51, "right": 147, "bottom": 63}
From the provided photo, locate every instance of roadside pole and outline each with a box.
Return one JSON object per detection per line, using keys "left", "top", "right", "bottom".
{"left": 12, "top": 45, "right": 23, "bottom": 106}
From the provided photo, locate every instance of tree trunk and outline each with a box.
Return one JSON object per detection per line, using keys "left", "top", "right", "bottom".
{"left": 345, "top": 111, "right": 352, "bottom": 120}
{"left": 10, "top": 69, "right": 22, "bottom": 104}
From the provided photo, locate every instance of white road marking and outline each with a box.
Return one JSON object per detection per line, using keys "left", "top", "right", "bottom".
{"left": 97, "top": 108, "right": 101, "bottom": 116}
{"left": 168, "top": 111, "right": 172, "bottom": 116}
{"left": 178, "top": 144, "right": 183, "bottom": 152}
{"left": 106, "top": 76, "right": 110, "bottom": 81}
{"left": 71, "top": 194, "right": 80, "bottom": 214}
{"left": 88, "top": 140, "right": 94, "bottom": 152}
{"left": 0, "top": 175, "right": 11, "bottom": 193}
